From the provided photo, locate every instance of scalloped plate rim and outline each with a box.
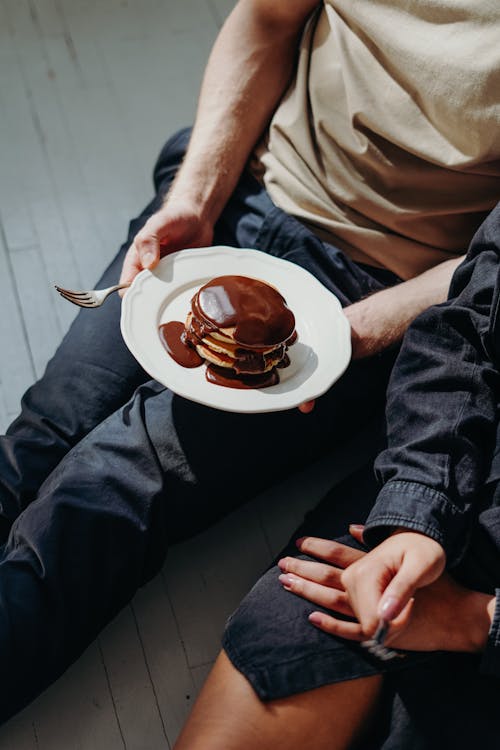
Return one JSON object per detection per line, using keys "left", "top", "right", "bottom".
{"left": 120, "top": 246, "right": 351, "bottom": 413}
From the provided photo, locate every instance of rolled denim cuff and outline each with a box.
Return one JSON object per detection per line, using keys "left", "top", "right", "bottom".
{"left": 363, "top": 480, "right": 469, "bottom": 567}
{"left": 480, "top": 590, "right": 500, "bottom": 679}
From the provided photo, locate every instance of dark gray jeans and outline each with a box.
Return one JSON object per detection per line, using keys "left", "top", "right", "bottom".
{"left": 0, "top": 128, "right": 399, "bottom": 723}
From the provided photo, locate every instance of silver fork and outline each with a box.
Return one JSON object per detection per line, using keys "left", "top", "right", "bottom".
{"left": 361, "top": 619, "right": 405, "bottom": 662}
{"left": 54, "top": 282, "right": 130, "bottom": 308}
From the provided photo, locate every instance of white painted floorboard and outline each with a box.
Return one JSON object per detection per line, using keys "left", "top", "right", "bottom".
{"left": 0, "top": 2, "right": 372, "bottom": 747}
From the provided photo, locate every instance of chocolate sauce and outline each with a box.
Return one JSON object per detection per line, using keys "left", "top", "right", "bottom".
{"left": 159, "top": 321, "right": 203, "bottom": 368}
{"left": 206, "top": 364, "right": 279, "bottom": 389}
{"left": 159, "top": 275, "right": 296, "bottom": 390}
{"left": 193, "top": 275, "right": 295, "bottom": 347}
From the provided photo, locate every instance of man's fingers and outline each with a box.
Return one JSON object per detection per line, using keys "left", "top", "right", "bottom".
{"left": 298, "top": 400, "right": 315, "bottom": 414}
{"left": 135, "top": 213, "right": 167, "bottom": 268}
{"left": 278, "top": 556, "right": 344, "bottom": 589}
{"left": 119, "top": 214, "right": 165, "bottom": 292}
{"left": 119, "top": 243, "right": 142, "bottom": 293}
{"left": 135, "top": 233, "right": 160, "bottom": 269}
{"left": 278, "top": 574, "right": 355, "bottom": 617}
{"left": 296, "top": 536, "right": 365, "bottom": 567}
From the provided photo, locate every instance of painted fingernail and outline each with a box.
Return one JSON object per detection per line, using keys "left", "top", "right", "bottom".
{"left": 278, "top": 573, "right": 295, "bottom": 587}
{"left": 308, "top": 612, "right": 322, "bottom": 624}
{"left": 295, "top": 537, "right": 305, "bottom": 547}
{"left": 379, "top": 596, "right": 399, "bottom": 621}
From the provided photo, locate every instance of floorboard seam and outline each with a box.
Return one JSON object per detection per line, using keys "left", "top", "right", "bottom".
{"left": 131, "top": 602, "right": 171, "bottom": 747}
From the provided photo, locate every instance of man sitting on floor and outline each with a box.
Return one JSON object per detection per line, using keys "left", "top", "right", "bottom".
{"left": 0, "top": 0, "right": 499, "bottom": 725}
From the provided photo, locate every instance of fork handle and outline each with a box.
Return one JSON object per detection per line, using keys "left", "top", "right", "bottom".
{"left": 107, "top": 283, "right": 131, "bottom": 293}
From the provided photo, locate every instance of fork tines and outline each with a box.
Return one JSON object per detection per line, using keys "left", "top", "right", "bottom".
{"left": 55, "top": 286, "right": 96, "bottom": 307}
{"left": 54, "top": 285, "right": 86, "bottom": 297}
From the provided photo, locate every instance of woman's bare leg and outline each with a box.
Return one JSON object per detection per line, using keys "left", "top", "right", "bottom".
{"left": 174, "top": 650, "right": 383, "bottom": 750}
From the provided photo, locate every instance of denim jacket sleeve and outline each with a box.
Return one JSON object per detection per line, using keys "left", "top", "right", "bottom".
{"left": 363, "top": 208, "right": 500, "bottom": 569}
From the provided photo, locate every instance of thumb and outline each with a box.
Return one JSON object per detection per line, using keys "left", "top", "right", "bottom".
{"left": 378, "top": 560, "right": 422, "bottom": 621}
{"left": 135, "top": 215, "right": 165, "bottom": 270}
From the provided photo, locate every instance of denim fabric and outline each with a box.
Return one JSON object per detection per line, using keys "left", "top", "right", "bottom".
{"left": 0, "top": 128, "right": 401, "bottom": 723}
{"left": 223, "top": 465, "right": 500, "bottom": 749}
{"left": 223, "top": 204, "right": 500, "bottom": 748}
{"left": 367, "top": 205, "right": 500, "bottom": 568}
{"left": 223, "top": 466, "right": 420, "bottom": 703}
{"left": 366, "top": 207, "right": 500, "bottom": 685}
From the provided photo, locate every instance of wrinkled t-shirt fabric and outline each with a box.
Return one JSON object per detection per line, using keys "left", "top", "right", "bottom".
{"left": 253, "top": 0, "right": 500, "bottom": 279}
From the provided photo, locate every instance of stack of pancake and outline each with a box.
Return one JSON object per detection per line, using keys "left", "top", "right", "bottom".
{"left": 183, "top": 275, "right": 297, "bottom": 379}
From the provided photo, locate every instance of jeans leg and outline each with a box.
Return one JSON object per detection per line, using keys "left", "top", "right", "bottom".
{"left": 0, "top": 224, "right": 148, "bottom": 527}
{"left": 0, "top": 381, "right": 173, "bottom": 724}
{"left": 0, "top": 131, "right": 195, "bottom": 528}
{"left": 0, "top": 122, "right": 397, "bottom": 530}
{"left": 0, "top": 127, "right": 281, "bottom": 531}
{"left": 0, "top": 329, "right": 394, "bottom": 724}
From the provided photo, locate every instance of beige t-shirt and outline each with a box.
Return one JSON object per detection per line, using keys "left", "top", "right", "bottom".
{"left": 254, "top": 1, "right": 500, "bottom": 279}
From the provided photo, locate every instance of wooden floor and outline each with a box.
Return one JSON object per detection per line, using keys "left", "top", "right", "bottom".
{"left": 0, "top": 2, "right": 371, "bottom": 747}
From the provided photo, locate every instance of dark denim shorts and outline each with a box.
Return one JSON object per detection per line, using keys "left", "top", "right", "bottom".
{"left": 222, "top": 465, "right": 426, "bottom": 700}
{"left": 222, "top": 465, "right": 500, "bottom": 749}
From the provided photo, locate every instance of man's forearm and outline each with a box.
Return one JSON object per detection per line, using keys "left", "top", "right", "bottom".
{"left": 345, "top": 254, "right": 465, "bottom": 359}
{"left": 169, "top": 0, "right": 319, "bottom": 224}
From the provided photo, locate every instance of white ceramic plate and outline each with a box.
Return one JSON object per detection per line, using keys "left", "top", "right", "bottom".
{"left": 120, "top": 246, "right": 351, "bottom": 413}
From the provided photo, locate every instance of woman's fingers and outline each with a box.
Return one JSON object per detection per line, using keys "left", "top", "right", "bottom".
{"left": 308, "top": 606, "right": 413, "bottom": 643}
{"left": 341, "top": 532, "right": 446, "bottom": 636}
{"left": 377, "top": 540, "right": 445, "bottom": 621}
{"left": 278, "top": 557, "right": 344, "bottom": 588}
{"left": 348, "top": 524, "right": 365, "bottom": 545}
{"left": 278, "top": 574, "right": 355, "bottom": 617}
{"left": 296, "top": 537, "right": 365, "bottom": 567}
{"left": 308, "top": 612, "right": 364, "bottom": 641}
{"left": 384, "top": 600, "right": 414, "bottom": 645}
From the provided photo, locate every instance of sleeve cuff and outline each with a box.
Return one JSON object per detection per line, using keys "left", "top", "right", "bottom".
{"left": 363, "top": 480, "right": 469, "bottom": 567}
{"left": 480, "top": 590, "right": 500, "bottom": 679}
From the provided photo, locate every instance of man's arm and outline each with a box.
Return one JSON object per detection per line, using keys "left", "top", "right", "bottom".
{"left": 170, "top": 0, "right": 320, "bottom": 226}
{"left": 121, "top": 0, "right": 469, "bottom": 368}
{"left": 297, "top": 254, "right": 466, "bottom": 412}
{"left": 120, "top": 0, "right": 319, "bottom": 285}
{"left": 345, "top": 254, "right": 465, "bottom": 359}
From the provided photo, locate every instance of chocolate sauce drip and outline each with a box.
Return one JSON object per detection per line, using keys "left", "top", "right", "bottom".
{"left": 159, "top": 321, "right": 203, "bottom": 368}
{"left": 206, "top": 365, "right": 279, "bottom": 389}
{"left": 276, "top": 353, "right": 290, "bottom": 369}
{"left": 193, "top": 275, "right": 295, "bottom": 347}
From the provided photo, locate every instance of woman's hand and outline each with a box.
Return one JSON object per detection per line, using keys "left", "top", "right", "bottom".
{"left": 339, "top": 529, "right": 446, "bottom": 636}
{"left": 278, "top": 533, "right": 495, "bottom": 653}
{"left": 118, "top": 197, "right": 214, "bottom": 293}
